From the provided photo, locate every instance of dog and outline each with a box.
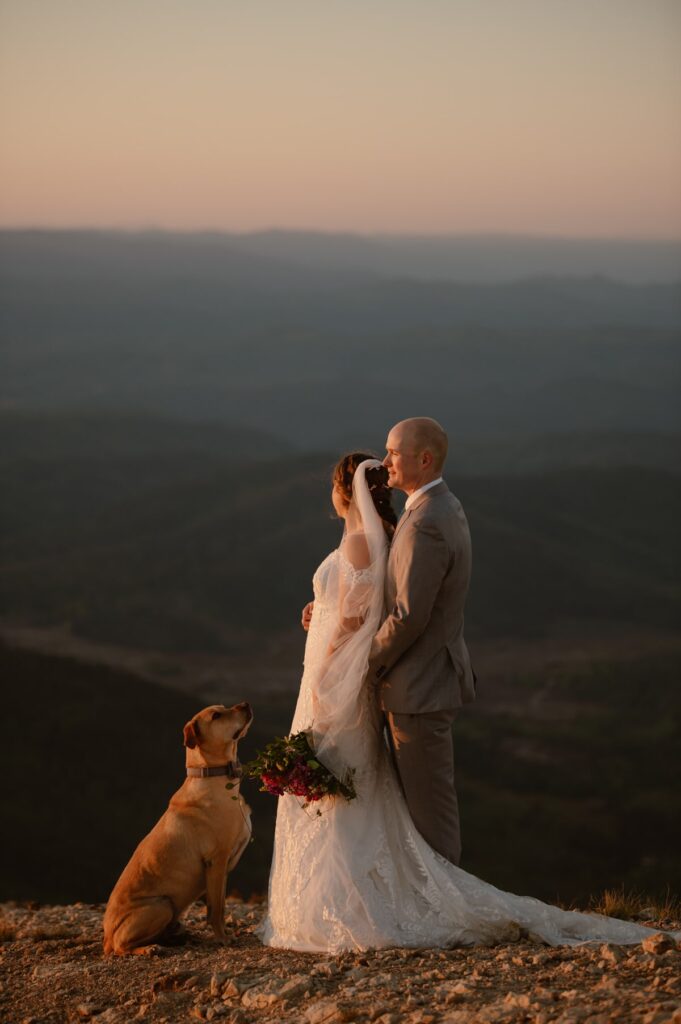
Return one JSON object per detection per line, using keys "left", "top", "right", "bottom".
{"left": 103, "top": 701, "right": 253, "bottom": 955}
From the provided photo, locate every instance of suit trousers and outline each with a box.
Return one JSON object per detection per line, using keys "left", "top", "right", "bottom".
{"left": 383, "top": 708, "right": 461, "bottom": 866}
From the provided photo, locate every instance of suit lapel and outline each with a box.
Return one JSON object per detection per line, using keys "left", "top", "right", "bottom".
{"left": 388, "top": 481, "right": 449, "bottom": 563}
{"left": 391, "top": 507, "right": 412, "bottom": 547}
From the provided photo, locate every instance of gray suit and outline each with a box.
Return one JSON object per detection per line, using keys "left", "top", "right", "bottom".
{"left": 368, "top": 480, "right": 475, "bottom": 864}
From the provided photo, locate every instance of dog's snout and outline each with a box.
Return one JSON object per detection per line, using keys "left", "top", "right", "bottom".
{"left": 239, "top": 701, "right": 251, "bottom": 714}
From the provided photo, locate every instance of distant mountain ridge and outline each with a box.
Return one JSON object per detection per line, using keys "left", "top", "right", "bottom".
{"left": 3, "top": 228, "right": 680, "bottom": 283}
{"left": 1, "top": 230, "right": 679, "bottom": 446}
{"left": 236, "top": 229, "right": 681, "bottom": 284}
{"left": 0, "top": 409, "right": 290, "bottom": 461}
{"left": 2, "top": 409, "right": 679, "bottom": 474}
{"left": 2, "top": 436, "right": 679, "bottom": 652}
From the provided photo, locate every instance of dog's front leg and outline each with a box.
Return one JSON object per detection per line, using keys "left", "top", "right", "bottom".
{"left": 204, "top": 855, "right": 229, "bottom": 943}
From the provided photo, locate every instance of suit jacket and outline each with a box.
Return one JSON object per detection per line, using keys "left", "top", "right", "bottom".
{"left": 368, "top": 480, "right": 475, "bottom": 713}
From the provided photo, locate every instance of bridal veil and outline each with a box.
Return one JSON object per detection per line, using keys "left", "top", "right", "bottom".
{"left": 309, "top": 457, "right": 389, "bottom": 786}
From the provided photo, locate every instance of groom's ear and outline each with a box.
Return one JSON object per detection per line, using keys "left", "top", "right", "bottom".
{"left": 183, "top": 717, "right": 201, "bottom": 749}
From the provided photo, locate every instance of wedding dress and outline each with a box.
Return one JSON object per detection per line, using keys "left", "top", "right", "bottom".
{"left": 258, "top": 461, "right": 678, "bottom": 953}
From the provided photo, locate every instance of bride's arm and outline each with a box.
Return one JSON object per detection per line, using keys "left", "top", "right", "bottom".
{"left": 301, "top": 600, "right": 314, "bottom": 631}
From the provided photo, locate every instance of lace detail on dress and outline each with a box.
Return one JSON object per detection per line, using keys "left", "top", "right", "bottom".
{"left": 338, "top": 547, "right": 375, "bottom": 586}
{"left": 301, "top": 550, "right": 338, "bottom": 674}
{"left": 257, "top": 546, "right": 680, "bottom": 953}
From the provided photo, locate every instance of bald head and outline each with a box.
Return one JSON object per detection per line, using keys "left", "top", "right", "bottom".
{"left": 383, "top": 417, "right": 448, "bottom": 495}
{"left": 393, "top": 417, "right": 448, "bottom": 472}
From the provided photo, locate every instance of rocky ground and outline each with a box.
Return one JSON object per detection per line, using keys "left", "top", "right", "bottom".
{"left": 1, "top": 900, "right": 680, "bottom": 1024}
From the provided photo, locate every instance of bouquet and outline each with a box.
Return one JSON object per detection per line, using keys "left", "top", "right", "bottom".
{"left": 242, "top": 730, "right": 356, "bottom": 810}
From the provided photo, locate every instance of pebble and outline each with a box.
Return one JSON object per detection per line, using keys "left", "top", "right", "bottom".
{"left": 642, "top": 932, "right": 676, "bottom": 955}
{"left": 305, "top": 998, "right": 346, "bottom": 1023}
{"left": 240, "top": 983, "right": 282, "bottom": 1009}
{"left": 76, "top": 1004, "right": 99, "bottom": 1018}
{"left": 4, "top": 898, "right": 681, "bottom": 1024}
{"left": 210, "top": 972, "right": 230, "bottom": 996}
{"left": 598, "top": 942, "right": 624, "bottom": 965}
{"left": 277, "top": 974, "right": 312, "bottom": 998}
{"left": 224, "top": 1012, "right": 249, "bottom": 1024}
{"left": 504, "top": 991, "right": 531, "bottom": 1008}
{"left": 90, "top": 1011, "right": 120, "bottom": 1024}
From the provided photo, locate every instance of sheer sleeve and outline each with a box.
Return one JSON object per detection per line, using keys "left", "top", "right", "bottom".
{"left": 327, "top": 532, "right": 375, "bottom": 654}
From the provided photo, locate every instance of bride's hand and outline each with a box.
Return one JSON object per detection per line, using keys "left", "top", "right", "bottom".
{"left": 302, "top": 601, "right": 314, "bottom": 631}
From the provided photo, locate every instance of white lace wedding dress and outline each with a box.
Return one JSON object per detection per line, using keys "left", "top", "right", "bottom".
{"left": 257, "top": 462, "right": 678, "bottom": 953}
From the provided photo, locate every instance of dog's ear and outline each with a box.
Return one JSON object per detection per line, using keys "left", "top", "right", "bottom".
{"left": 183, "top": 718, "right": 201, "bottom": 749}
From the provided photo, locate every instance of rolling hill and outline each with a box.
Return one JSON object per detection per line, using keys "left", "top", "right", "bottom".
{"left": 1, "top": 432, "right": 679, "bottom": 653}
{"left": 2, "top": 640, "right": 678, "bottom": 907}
{"left": 2, "top": 230, "right": 679, "bottom": 447}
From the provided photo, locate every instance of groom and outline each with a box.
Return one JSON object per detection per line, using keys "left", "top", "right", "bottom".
{"left": 367, "top": 417, "right": 475, "bottom": 866}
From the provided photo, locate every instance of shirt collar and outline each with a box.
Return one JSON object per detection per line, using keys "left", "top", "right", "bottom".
{"left": 404, "top": 477, "right": 444, "bottom": 510}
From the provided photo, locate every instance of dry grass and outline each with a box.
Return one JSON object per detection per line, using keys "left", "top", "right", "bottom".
{"left": 586, "top": 885, "right": 681, "bottom": 922}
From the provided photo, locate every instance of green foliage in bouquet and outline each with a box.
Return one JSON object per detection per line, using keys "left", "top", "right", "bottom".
{"left": 242, "top": 730, "right": 356, "bottom": 808}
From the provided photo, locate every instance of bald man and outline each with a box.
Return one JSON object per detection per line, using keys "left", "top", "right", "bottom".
{"left": 368, "top": 417, "right": 476, "bottom": 865}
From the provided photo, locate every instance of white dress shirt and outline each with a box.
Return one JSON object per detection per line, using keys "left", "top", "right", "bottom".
{"left": 404, "top": 476, "right": 444, "bottom": 511}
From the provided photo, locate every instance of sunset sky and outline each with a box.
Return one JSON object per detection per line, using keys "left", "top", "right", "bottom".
{"left": 1, "top": 0, "right": 679, "bottom": 237}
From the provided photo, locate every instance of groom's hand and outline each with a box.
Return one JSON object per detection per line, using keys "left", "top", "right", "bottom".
{"left": 301, "top": 601, "right": 314, "bottom": 630}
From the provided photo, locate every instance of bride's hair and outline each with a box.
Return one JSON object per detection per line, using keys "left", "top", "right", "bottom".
{"left": 332, "top": 451, "right": 397, "bottom": 535}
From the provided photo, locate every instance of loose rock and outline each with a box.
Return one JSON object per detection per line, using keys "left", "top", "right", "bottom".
{"left": 642, "top": 932, "right": 676, "bottom": 955}
{"left": 2, "top": 899, "right": 680, "bottom": 1024}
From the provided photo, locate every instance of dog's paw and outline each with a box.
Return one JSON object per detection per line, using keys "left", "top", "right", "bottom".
{"left": 131, "top": 942, "right": 167, "bottom": 957}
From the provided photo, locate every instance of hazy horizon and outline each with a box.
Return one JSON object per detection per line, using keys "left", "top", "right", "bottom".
{"left": 4, "top": 228, "right": 679, "bottom": 285}
{"left": 3, "top": 226, "right": 681, "bottom": 242}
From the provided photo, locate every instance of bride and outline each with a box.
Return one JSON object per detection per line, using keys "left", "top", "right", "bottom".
{"left": 258, "top": 453, "right": 678, "bottom": 952}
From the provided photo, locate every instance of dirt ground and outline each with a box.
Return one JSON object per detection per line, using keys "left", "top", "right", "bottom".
{"left": 1, "top": 900, "right": 680, "bottom": 1024}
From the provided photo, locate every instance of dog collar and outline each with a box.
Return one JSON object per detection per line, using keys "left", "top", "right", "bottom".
{"left": 186, "top": 760, "right": 242, "bottom": 780}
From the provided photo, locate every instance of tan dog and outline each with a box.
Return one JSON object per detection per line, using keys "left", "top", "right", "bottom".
{"left": 103, "top": 701, "right": 253, "bottom": 955}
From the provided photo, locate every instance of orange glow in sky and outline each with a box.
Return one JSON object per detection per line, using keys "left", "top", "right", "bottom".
{"left": 1, "top": 0, "right": 679, "bottom": 237}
